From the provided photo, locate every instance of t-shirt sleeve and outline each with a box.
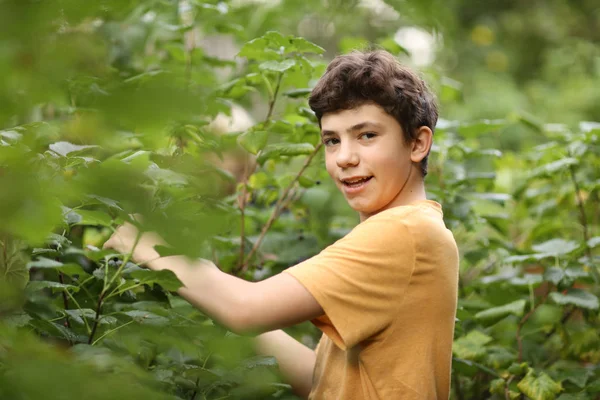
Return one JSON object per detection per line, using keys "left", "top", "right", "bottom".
{"left": 283, "top": 215, "right": 416, "bottom": 350}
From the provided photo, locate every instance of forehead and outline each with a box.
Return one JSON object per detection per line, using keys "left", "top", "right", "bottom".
{"left": 320, "top": 103, "right": 398, "bottom": 134}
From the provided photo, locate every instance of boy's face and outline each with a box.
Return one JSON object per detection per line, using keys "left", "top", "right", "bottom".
{"left": 321, "top": 103, "right": 419, "bottom": 220}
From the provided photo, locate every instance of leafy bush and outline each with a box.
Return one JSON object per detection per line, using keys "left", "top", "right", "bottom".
{"left": 0, "top": 2, "right": 599, "bottom": 400}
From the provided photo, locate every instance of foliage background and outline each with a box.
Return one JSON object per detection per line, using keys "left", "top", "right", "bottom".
{"left": 0, "top": 0, "right": 599, "bottom": 399}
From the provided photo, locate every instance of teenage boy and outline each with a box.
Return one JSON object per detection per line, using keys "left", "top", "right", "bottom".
{"left": 104, "top": 50, "right": 459, "bottom": 400}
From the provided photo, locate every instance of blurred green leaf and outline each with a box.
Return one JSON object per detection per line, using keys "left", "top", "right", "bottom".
{"left": 475, "top": 299, "right": 526, "bottom": 322}
{"left": 257, "top": 143, "right": 315, "bottom": 165}
{"left": 549, "top": 289, "right": 599, "bottom": 310}
{"left": 237, "top": 130, "right": 269, "bottom": 155}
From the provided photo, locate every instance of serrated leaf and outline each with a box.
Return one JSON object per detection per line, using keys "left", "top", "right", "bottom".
{"left": 120, "top": 310, "right": 169, "bottom": 326}
{"left": 257, "top": 143, "right": 315, "bottom": 165}
{"left": 0, "top": 236, "right": 29, "bottom": 289}
{"left": 504, "top": 253, "right": 554, "bottom": 263}
{"left": 3, "top": 312, "right": 32, "bottom": 327}
{"left": 259, "top": 59, "right": 296, "bottom": 72}
{"left": 129, "top": 269, "right": 184, "bottom": 291}
{"left": 240, "top": 355, "right": 278, "bottom": 369}
{"left": 549, "top": 289, "right": 599, "bottom": 310}
{"left": 27, "top": 257, "right": 63, "bottom": 269}
{"left": 532, "top": 239, "right": 579, "bottom": 256}
{"left": 49, "top": 141, "right": 98, "bottom": 157}
{"left": 517, "top": 369, "right": 563, "bottom": 400}
{"left": 26, "top": 280, "right": 80, "bottom": 293}
{"left": 288, "top": 37, "right": 325, "bottom": 54}
{"left": 85, "top": 194, "right": 122, "bottom": 210}
{"left": 64, "top": 209, "right": 113, "bottom": 227}
{"left": 475, "top": 299, "right": 526, "bottom": 321}
{"left": 530, "top": 158, "right": 578, "bottom": 178}
{"left": 510, "top": 274, "right": 544, "bottom": 287}
{"left": 237, "top": 130, "right": 268, "bottom": 155}
{"left": 452, "top": 330, "right": 492, "bottom": 360}
{"left": 238, "top": 37, "right": 270, "bottom": 60}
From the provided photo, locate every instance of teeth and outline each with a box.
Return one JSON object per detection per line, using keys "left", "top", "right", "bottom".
{"left": 343, "top": 177, "right": 370, "bottom": 184}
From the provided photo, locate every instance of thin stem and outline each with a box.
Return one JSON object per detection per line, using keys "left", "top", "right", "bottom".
{"left": 237, "top": 142, "right": 323, "bottom": 274}
{"left": 64, "top": 288, "right": 92, "bottom": 335}
{"left": 88, "top": 290, "right": 106, "bottom": 345}
{"left": 504, "top": 375, "right": 515, "bottom": 400}
{"left": 265, "top": 73, "right": 283, "bottom": 123}
{"left": 58, "top": 272, "right": 71, "bottom": 329}
{"left": 238, "top": 162, "right": 249, "bottom": 269}
{"left": 568, "top": 164, "right": 599, "bottom": 283}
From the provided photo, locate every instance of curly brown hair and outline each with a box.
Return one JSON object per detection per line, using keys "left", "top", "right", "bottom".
{"left": 309, "top": 50, "right": 438, "bottom": 176}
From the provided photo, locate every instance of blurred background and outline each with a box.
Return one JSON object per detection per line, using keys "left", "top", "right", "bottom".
{"left": 1, "top": 1, "right": 599, "bottom": 399}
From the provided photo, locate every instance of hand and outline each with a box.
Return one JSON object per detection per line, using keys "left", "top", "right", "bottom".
{"left": 103, "top": 218, "right": 165, "bottom": 265}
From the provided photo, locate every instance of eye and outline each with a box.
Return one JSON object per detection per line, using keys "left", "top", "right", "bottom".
{"left": 360, "top": 132, "right": 377, "bottom": 140}
{"left": 323, "top": 137, "right": 340, "bottom": 146}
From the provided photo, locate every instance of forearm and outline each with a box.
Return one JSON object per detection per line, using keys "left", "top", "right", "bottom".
{"left": 254, "top": 330, "right": 316, "bottom": 399}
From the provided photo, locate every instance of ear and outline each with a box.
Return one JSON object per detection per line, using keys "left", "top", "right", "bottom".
{"left": 410, "top": 126, "right": 433, "bottom": 163}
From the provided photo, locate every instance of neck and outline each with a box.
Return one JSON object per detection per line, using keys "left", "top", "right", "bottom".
{"left": 359, "top": 165, "right": 426, "bottom": 222}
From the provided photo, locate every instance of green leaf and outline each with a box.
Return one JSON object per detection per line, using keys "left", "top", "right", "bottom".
{"left": 549, "top": 289, "right": 599, "bottom": 310}
{"left": 452, "top": 330, "right": 493, "bottom": 360}
{"left": 532, "top": 239, "right": 579, "bottom": 256}
{"left": 376, "top": 37, "right": 409, "bottom": 55}
{"left": 129, "top": 269, "right": 184, "bottom": 292}
{"left": 529, "top": 158, "right": 578, "bottom": 178}
{"left": 120, "top": 310, "right": 169, "bottom": 326}
{"left": 3, "top": 312, "right": 32, "bottom": 327}
{"left": 259, "top": 59, "right": 296, "bottom": 73}
{"left": 544, "top": 268, "right": 565, "bottom": 285}
{"left": 475, "top": 299, "right": 526, "bottom": 322}
{"left": 288, "top": 37, "right": 325, "bottom": 54}
{"left": 283, "top": 88, "right": 312, "bottom": 98}
{"left": 257, "top": 143, "right": 315, "bottom": 165}
{"left": 27, "top": 257, "right": 62, "bottom": 269}
{"left": 517, "top": 369, "right": 563, "bottom": 400}
{"left": 237, "top": 130, "right": 269, "bottom": 155}
{"left": 49, "top": 141, "right": 98, "bottom": 157}
{"left": 587, "top": 236, "right": 600, "bottom": 248}
{"left": 509, "top": 274, "right": 544, "bottom": 287}
{"left": 64, "top": 209, "right": 113, "bottom": 227}
{"left": 555, "top": 367, "right": 593, "bottom": 389}
{"left": 0, "top": 236, "right": 29, "bottom": 289}
{"left": 238, "top": 37, "right": 271, "bottom": 60}
{"left": 26, "top": 280, "right": 80, "bottom": 293}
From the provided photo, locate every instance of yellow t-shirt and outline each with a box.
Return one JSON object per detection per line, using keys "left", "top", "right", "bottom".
{"left": 284, "top": 200, "right": 459, "bottom": 400}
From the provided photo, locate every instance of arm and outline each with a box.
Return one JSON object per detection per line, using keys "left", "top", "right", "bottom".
{"left": 254, "top": 330, "right": 316, "bottom": 399}
{"left": 103, "top": 221, "right": 324, "bottom": 335}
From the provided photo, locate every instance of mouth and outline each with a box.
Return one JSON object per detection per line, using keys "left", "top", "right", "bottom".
{"left": 340, "top": 176, "right": 373, "bottom": 188}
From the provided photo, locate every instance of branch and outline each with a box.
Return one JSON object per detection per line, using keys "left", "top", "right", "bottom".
{"left": 236, "top": 142, "right": 323, "bottom": 274}
{"left": 237, "top": 72, "right": 284, "bottom": 270}
{"left": 88, "top": 290, "right": 106, "bottom": 345}
{"left": 265, "top": 72, "right": 283, "bottom": 123}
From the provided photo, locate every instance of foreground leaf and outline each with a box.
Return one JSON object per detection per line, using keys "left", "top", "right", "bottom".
{"left": 517, "top": 369, "right": 563, "bottom": 400}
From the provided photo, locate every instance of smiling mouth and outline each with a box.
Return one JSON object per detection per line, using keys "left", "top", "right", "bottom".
{"left": 341, "top": 176, "right": 373, "bottom": 187}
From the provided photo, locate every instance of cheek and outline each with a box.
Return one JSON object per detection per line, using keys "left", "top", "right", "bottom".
{"left": 324, "top": 153, "right": 336, "bottom": 180}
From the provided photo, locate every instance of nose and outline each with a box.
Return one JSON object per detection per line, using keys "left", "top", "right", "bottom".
{"left": 336, "top": 140, "right": 359, "bottom": 168}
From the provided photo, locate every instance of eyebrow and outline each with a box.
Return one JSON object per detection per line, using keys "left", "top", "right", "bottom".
{"left": 321, "top": 121, "right": 384, "bottom": 137}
